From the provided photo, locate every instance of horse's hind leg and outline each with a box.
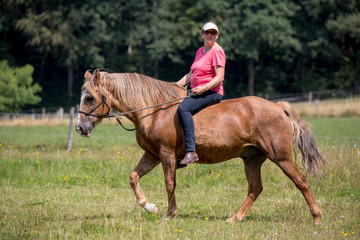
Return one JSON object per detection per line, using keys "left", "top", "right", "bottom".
{"left": 275, "top": 158, "right": 322, "bottom": 224}
{"left": 130, "top": 152, "right": 160, "bottom": 213}
{"left": 227, "top": 154, "right": 266, "bottom": 223}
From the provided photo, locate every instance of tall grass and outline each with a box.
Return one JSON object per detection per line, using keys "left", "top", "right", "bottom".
{"left": 0, "top": 118, "right": 359, "bottom": 239}
{"left": 292, "top": 98, "right": 360, "bottom": 117}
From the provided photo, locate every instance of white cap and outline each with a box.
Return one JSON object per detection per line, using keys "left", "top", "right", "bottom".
{"left": 202, "top": 22, "right": 219, "bottom": 33}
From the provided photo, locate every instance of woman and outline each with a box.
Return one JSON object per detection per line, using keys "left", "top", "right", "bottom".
{"left": 177, "top": 22, "right": 226, "bottom": 165}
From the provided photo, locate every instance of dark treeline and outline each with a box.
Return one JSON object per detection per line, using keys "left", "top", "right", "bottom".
{"left": 1, "top": 0, "right": 359, "bottom": 109}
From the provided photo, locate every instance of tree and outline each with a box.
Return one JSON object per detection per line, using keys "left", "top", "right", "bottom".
{"left": 326, "top": 8, "right": 360, "bottom": 88}
{"left": 15, "top": 1, "right": 107, "bottom": 103}
{"left": 1, "top": 0, "right": 359, "bottom": 108}
{"left": 0, "top": 60, "right": 41, "bottom": 112}
{"left": 222, "top": 0, "right": 301, "bottom": 96}
{"left": 123, "top": 0, "right": 181, "bottom": 78}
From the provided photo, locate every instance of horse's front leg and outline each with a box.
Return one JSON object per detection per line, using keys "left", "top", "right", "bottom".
{"left": 130, "top": 152, "right": 160, "bottom": 213}
{"left": 160, "top": 148, "right": 177, "bottom": 218}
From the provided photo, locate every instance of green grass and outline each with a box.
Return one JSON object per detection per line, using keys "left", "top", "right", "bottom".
{"left": 0, "top": 124, "right": 138, "bottom": 150}
{"left": 308, "top": 117, "right": 360, "bottom": 146}
{"left": 0, "top": 118, "right": 359, "bottom": 239}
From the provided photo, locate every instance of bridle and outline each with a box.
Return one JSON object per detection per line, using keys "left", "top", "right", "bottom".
{"left": 78, "top": 94, "right": 135, "bottom": 131}
{"left": 78, "top": 93, "right": 190, "bottom": 132}
{"left": 78, "top": 94, "right": 111, "bottom": 118}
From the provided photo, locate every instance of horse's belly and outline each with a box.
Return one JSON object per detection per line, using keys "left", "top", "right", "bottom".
{"left": 195, "top": 132, "right": 249, "bottom": 163}
{"left": 193, "top": 109, "right": 250, "bottom": 163}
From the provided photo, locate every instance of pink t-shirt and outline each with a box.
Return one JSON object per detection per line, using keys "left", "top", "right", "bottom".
{"left": 190, "top": 44, "right": 226, "bottom": 95}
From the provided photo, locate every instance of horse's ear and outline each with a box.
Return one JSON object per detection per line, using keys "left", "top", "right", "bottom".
{"left": 84, "top": 70, "right": 92, "bottom": 79}
{"left": 94, "top": 69, "right": 101, "bottom": 85}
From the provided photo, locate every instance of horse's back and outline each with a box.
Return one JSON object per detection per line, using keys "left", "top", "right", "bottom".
{"left": 194, "top": 96, "right": 288, "bottom": 131}
{"left": 191, "top": 96, "right": 293, "bottom": 162}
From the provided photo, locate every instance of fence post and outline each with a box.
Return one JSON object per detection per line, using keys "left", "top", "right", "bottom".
{"left": 31, "top": 109, "right": 35, "bottom": 122}
{"left": 315, "top": 99, "right": 320, "bottom": 116}
{"left": 308, "top": 91, "right": 313, "bottom": 102}
{"left": 42, "top": 107, "right": 46, "bottom": 119}
{"left": 67, "top": 107, "right": 75, "bottom": 151}
{"left": 58, "top": 107, "right": 64, "bottom": 123}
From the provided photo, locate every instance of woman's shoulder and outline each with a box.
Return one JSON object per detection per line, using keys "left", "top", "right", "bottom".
{"left": 212, "top": 44, "right": 225, "bottom": 58}
{"left": 196, "top": 47, "right": 204, "bottom": 55}
{"left": 214, "top": 44, "right": 225, "bottom": 53}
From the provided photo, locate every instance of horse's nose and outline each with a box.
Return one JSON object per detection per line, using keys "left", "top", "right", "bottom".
{"left": 76, "top": 123, "right": 93, "bottom": 137}
{"left": 76, "top": 125, "right": 83, "bottom": 135}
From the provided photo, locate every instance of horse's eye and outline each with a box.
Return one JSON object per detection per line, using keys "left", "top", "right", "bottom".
{"left": 85, "top": 95, "right": 94, "bottom": 103}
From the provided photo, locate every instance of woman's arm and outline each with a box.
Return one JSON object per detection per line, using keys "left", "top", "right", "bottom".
{"left": 176, "top": 71, "right": 191, "bottom": 87}
{"left": 205, "top": 66, "right": 224, "bottom": 89}
{"left": 192, "top": 66, "right": 224, "bottom": 95}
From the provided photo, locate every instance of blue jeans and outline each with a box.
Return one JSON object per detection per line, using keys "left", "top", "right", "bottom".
{"left": 177, "top": 90, "right": 223, "bottom": 152}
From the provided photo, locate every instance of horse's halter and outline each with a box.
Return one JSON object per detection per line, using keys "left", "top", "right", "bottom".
{"left": 78, "top": 94, "right": 111, "bottom": 118}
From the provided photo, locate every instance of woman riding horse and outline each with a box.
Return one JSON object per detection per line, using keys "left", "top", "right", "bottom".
{"left": 76, "top": 69, "right": 326, "bottom": 224}
{"left": 177, "top": 22, "right": 225, "bottom": 165}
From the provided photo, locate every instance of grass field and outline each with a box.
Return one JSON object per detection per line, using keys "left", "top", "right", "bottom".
{"left": 0, "top": 118, "right": 359, "bottom": 239}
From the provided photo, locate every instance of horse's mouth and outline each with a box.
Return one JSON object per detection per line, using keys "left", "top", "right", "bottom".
{"left": 76, "top": 126, "right": 93, "bottom": 138}
{"left": 83, "top": 130, "right": 92, "bottom": 137}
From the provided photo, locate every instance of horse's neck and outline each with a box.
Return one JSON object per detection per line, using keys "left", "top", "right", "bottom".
{"left": 106, "top": 73, "right": 186, "bottom": 127}
{"left": 112, "top": 89, "right": 185, "bottom": 131}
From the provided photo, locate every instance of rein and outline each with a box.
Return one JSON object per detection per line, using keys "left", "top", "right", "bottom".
{"left": 79, "top": 94, "right": 190, "bottom": 131}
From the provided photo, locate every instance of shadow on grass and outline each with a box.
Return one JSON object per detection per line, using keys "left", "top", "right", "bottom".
{"left": 68, "top": 213, "right": 114, "bottom": 221}
{"left": 175, "top": 213, "right": 287, "bottom": 223}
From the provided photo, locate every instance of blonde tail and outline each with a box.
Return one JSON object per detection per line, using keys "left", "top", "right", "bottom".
{"left": 277, "top": 101, "right": 327, "bottom": 175}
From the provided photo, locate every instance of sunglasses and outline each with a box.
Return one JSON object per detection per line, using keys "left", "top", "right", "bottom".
{"left": 203, "top": 30, "right": 218, "bottom": 35}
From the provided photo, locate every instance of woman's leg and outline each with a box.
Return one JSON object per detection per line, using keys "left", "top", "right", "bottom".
{"left": 177, "top": 91, "right": 222, "bottom": 163}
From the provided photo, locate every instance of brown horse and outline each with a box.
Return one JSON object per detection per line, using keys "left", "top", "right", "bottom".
{"left": 76, "top": 69, "right": 326, "bottom": 223}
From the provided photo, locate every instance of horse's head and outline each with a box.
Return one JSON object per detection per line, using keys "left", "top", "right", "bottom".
{"left": 76, "top": 69, "right": 112, "bottom": 137}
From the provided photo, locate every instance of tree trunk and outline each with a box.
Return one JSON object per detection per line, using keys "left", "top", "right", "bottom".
{"left": 295, "top": 57, "right": 304, "bottom": 90}
{"left": 67, "top": 65, "right": 74, "bottom": 102}
{"left": 139, "top": 40, "right": 145, "bottom": 74}
{"left": 248, "top": 58, "right": 255, "bottom": 96}
{"left": 154, "top": 58, "right": 159, "bottom": 79}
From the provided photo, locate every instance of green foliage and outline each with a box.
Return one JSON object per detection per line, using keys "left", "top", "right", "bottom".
{"left": 289, "top": 0, "right": 360, "bottom": 92}
{"left": 223, "top": 0, "right": 301, "bottom": 61}
{"left": 0, "top": 0, "right": 359, "bottom": 108}
{"left": 327, "top": 12, "right": 360, "bottom": 88}
{"left": 14, "top": 1, "right": 107, "bottom": 68}
{"left": 0, "top": 61, "right": 41, "bottom": 112}
{"left": 221, "top": 0, "right": 303, "bottom": 95}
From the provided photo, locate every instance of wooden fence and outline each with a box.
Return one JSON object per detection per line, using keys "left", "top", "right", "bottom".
{"left": 0, "top": 87, "right": 359, "bottom": 122}
{"left": 266, "top": 87, "right": 360, "bottom": 103}
{"left": 0, "top": 107, "right": 73, "bottom": 124}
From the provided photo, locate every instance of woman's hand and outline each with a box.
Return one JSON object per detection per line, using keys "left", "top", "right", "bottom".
{"left": 192, "top": 66, "right": 224, "bottom": 96}
{"left": 192, "top": 85, "right": 208, "bottom": 95}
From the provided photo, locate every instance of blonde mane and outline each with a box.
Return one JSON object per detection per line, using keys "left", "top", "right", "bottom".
{"left": 82, "top": 72, "right": 184, "bottom": 110}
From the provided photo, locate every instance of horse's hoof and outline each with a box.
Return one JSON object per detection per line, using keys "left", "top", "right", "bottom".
{"left": 162, "top": 216, "right": 171, "bottom": 221}
{"left": 313, "top": 217, "right": 322, "bottom": 225}
{"left": 226, "top": 217, "right": 237, "bottom": 224}
{"left": 164, "top": 210, "right": 177, "bottom": 219}
{"left": 313, "top": 211, "right": 323, "bottom": 225}
{"left": 152, "top": 205, "right": 159, "bottom": 214}
{"left": 162, "top": 214, "right": 176, "bottom": 221}
{"left": 143, "top": 202, "right": 158, "bottom": 214}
